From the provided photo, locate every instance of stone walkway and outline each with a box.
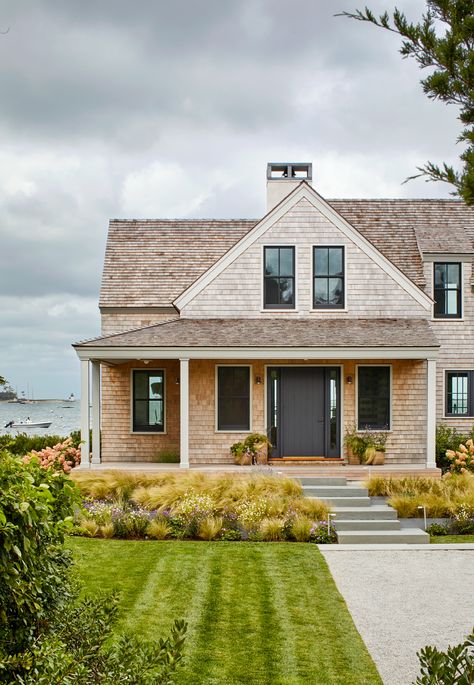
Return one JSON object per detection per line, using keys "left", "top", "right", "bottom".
{"left": 320, "top": 546, "right": 474, "bottom": 685}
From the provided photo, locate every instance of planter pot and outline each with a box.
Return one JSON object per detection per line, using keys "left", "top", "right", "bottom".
{"left": 240, "top": 452, "right": 252, "bottom": 466}
{"left": 254, "top": 443, "right": 268, "bottom": 465}
{"left": 345, "top": 446, "right": 361, "bottom": 465}
{"left": 365, "top": 447, "right": 385, "bottom": 465}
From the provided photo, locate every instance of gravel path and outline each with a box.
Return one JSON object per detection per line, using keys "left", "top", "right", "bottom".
{"left": 320, "top": 547, "right": 474, "bottom": 685}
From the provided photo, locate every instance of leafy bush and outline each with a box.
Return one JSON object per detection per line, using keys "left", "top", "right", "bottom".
{"left": 0, "top": 450, "right": 79, "bottom": 651}
{"left": 436, "top": 424, "right": 474, "bottom": 472}
{"left": 310, "top": 521, "right": 337, "bottom": 544}
{"left": 0, "top": 592, "right": 187, "bottom": 685}
{"left": 414, "top": 628, "right": 474, "bottom": 684}
{"left": 426, "top": 523, "right": 449, "bottom": 537}
{"left": 0, "top": 431, "right": 82, "bottom": 456}
{"left": 451, "top": 505, "right": 474, "bottom": 535}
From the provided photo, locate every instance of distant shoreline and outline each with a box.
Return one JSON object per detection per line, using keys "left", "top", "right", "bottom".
{"left": 0, "top": 399, "right": 77, "bottom": 403}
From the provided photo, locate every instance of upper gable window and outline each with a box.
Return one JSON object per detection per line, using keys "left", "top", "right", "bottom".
{"left": 313, "top": 246, "right": 345, "bottom": 309}
{"left": 433, "top": 263, "right": 462, "bottom": 319}
{"left": 263, "top": 246, "right": 295, "bottom": 309}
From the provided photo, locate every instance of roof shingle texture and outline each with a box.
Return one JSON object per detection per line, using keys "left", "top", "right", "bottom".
{"left": 100, "top": 200, "right": 474, "bottom": 307}
{"left": 76, "top": 317, "right": 439, "bottom": 349}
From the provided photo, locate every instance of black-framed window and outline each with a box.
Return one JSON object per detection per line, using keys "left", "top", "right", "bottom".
{"left": 217, "top": 366, "right": 250, "bottom": 431}
{"left": 263, "top": 246, "right": 295, "bottom": 309}
{"left": 434, "top": 263, "right": 462, "bottom": 318}
{"left": 132, "top": 370, "right": 165, "bottom": 432}
{"left": 446, "top": 371, "right": 474, "bottom": 416}
{"left": 313, "top": 246, "right": 344, "bottom": 309}
{"left": 357, "top": 366, "right": 390, "bottom": 430}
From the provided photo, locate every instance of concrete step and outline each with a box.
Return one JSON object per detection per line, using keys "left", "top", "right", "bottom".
{"left": 332, "top": 506, "right": 398, "bottom": 520}
{"left": 317, "top": 496, "right": 372, "bottom": 507}
{"left": 337, "top": 528, "right": 429, "bottom": 545}
{"left": 303, "top": 485, "right": 368, "bottom": 498}
{"left": 298, "top": 477, "right": 347, "bottom": 486}
{"left": 334, "top": 519, "right": 401, "bottom": 531}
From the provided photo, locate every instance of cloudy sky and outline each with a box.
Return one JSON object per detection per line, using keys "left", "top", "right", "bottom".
{"left": 0, "top": 0, "right": 461, "bottom": 398}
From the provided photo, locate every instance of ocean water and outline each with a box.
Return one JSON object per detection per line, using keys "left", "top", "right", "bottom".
{"left": 0, "top": 400, "right": 81, "bottom": 437}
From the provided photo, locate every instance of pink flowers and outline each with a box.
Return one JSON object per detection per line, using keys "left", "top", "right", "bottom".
{"left": 22, "top": 437, "right": 81, "bottom": 473}
{"left": 446, "top": 439, "right": 474, "bottom": 474}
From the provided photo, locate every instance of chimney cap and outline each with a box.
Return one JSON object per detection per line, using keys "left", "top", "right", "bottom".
{"left": 267, "top": 162, "right": 312, "bottom": 181}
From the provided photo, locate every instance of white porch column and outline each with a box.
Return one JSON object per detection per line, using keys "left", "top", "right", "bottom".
{"left": 91, "top": 361, "right": 101, "bottom": 465}
{"left": 427, "top": 358, "right": 437, "bottom": 468}
{"left": 79, "top": 360, "right": 90, "bottom": 468}
{"left": 179, "top": 358, "right": 190, "bottom": 469}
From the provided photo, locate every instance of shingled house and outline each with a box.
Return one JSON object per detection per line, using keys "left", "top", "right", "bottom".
{"left": 73, "top": 163, "right": 474, "bottom": 469}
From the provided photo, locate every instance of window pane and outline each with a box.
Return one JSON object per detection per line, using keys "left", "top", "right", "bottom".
{"left": 314, "top": 279, "right": 328, "bottom": 304}
{"left": 264, "top": 277, "right": 279, "bottom": 305}
{"left": 328, "top": 278, "right": 343, "bottom": 306}
{"left": 328, "top": 248, "right": 343, "bottom": 276}
{"left": 434, "top": 264, "right": 446, "bottom": 288}
{"left": 149, "top": 375, "right": 163, "bottom": 399}
{"left": 148, "top": 400, "right": 163, "bottom": 426}
{"left": 358, "top": 367, "right": 390, "bottom": 430}
{"left": 279, "top": 248, "right": 294, "bottom": 277}
{"left": 218, "top": 398, "right": 250, "bottom": 431}
{"left": 446, "top": 290, "right": 459, "bottom": 315}
{"left": 314, "top": 248, "right": 328, "bottom": 276}
{"left": 134, "top": 400, "right": 149, "bottom": 426}
{"left": 434, "top": 290, "right": 446, "bottom": 316}
{"left": 218, "top": 367, "right": 250, "bottom": 431}
{"left": 447, "top": 263, "right": 460, "bottom": 287}
{"left": 279, "top": 278, "right": 294, "bottom": 305}
{"left": 447, "top": 372, "right": 469, "bottom": 415}
{"left": 134, "top": 371, "right": 149, "bottom": 399}
{"left": 265, "top": 248, "right": 279, "bottom": 276}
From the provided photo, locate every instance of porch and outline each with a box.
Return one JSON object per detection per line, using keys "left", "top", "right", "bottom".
{"left": 73, "top": 317, "right": 440, "bottom": 470}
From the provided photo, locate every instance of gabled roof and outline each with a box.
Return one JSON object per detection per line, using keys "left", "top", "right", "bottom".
{"left": 99, "top": 194, "right": 473, "bottom": 309}
{"left": 75, "top": 316, "right": 439, "bottom": 349}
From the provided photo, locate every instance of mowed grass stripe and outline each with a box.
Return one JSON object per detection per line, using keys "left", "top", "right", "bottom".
{"left": 68, "top": 539, "right": 382, "bottom": 685}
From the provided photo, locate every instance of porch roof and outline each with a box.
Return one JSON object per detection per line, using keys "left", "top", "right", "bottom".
{"left": 74, "top": 317, "right": 439, "bottom": 360}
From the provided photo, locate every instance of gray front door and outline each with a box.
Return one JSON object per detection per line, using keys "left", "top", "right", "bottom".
{"left": 280, "top": 367, "right": 325, "bottom": 456}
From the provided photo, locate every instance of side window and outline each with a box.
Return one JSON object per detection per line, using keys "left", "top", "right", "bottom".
{"left": 263, "top": 246, "right": 295, "bottom": 309}
{"left": 357, "top": 366, "right": 390, "bottom": 430}
{"left": 434, "top": 263, "right": 462, "bottom": 318}
{"left": 217, "top": 366, "right": 251, "bottom": 431}
{"left": 446, "top": 371, "right": 473, "bottom": 416}
{"left": 313, "top": 247, "right": 344, "bottom": 309}
{"left": 132, "top": 370, "right": 165, "bottom": 432}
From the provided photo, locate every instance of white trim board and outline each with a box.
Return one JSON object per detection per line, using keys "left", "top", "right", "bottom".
{"left": 173, "top": 182, "right": 433, "bottom": 311}
{"left": 76, "top": 345, "right": 440, "bottom": 361}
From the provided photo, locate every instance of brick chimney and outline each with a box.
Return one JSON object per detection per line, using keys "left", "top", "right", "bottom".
{"left": 266, "top": 162, "right": 312, "bottom": 212}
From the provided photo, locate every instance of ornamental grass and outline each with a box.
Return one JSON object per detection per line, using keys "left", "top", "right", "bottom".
{"left": 365, "top": 473, "right": 474, "bottom": 517}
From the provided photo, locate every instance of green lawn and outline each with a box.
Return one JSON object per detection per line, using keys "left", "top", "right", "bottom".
{"left": 431, "top": 534, "right": 474, "bottom": 543}
{"left": 68, "top": 539, "right": 382, "bottom": 685}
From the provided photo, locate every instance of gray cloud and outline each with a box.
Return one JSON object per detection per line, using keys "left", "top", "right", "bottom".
{"left": 0, "top": 0, "right": 461, "bottom": 397}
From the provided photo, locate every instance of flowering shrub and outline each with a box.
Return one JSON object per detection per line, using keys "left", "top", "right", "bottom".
{"left": 451, "top": 504, "right": 474, "bottom": 535}
{"left": 23, "top": 437, "right": 81, "bottom": 473}
{"left": 309, "top": 521, "right": 337, "bottom": 544}
{"left": 236, "top": 499, "right": 269, "bottom": 532}
{"left": 446, "top": 439, "right": 474, "bottom": 474}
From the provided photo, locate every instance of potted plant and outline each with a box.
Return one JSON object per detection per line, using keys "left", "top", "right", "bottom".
{"left": 230, "top": 433, "right": 271, "bottom": 466}
{"left": 344, "top": 426, "right": 389, "bottom": 465}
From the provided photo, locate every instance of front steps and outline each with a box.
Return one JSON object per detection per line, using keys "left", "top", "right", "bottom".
{"left": 299, "top": 476, "right": 429, "bottom": 545}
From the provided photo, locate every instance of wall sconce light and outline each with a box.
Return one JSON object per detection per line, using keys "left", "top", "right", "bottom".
{"left": 346, "top": 375, "right": 353, "bottom": 384}
{"left": 255, "top": 376, "right": 262, "bottom": 385}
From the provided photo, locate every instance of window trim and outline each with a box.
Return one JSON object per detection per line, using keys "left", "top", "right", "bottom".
{"left": 433, "top": 261, "right": 463, "bottom": 320}
{"left": 356, "top": 364, "right": 392, "bottom": 432}
{"left": 262, "top": 245, "right": 296, "bottom": 310}
{"left": 215, "top": 364, "right": 253, "bottom": 433}
{"left": 130, "top": 368, "right": 167, "bottom": 434}
{"left": 444, "top": 370, "right": 474, "bottom": 418}
{"left": 312, "top": 245, "right": 346, "bottom": 310}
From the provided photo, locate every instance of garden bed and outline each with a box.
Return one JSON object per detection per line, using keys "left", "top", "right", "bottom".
{"left": 70, "top": 471, "right": 336, "bottom": 543}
